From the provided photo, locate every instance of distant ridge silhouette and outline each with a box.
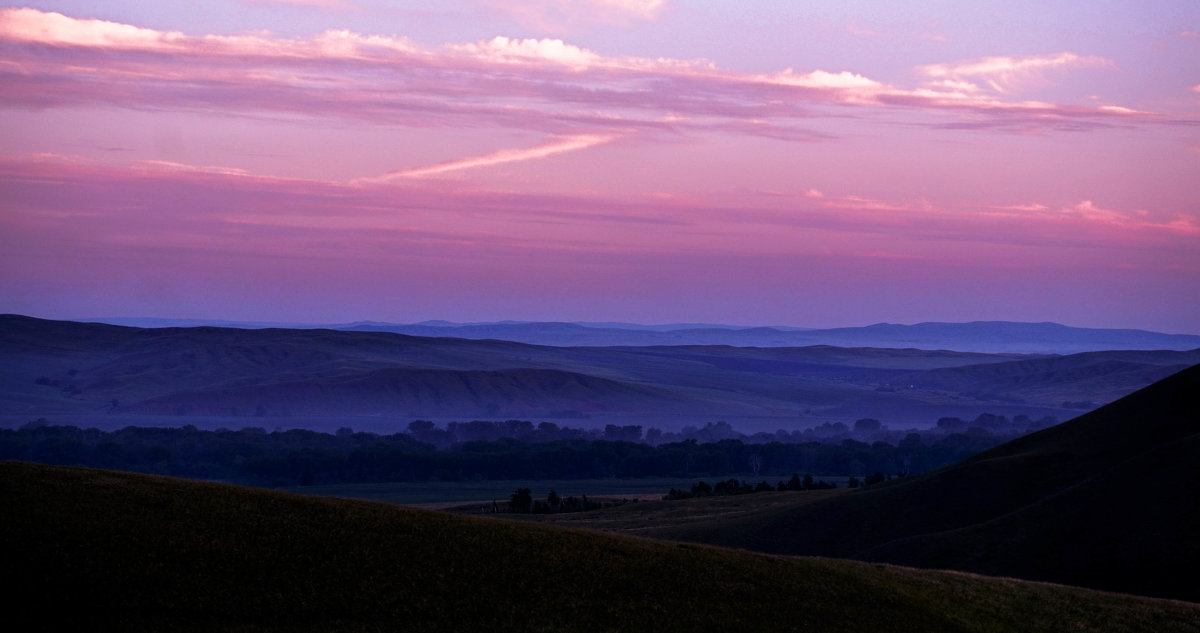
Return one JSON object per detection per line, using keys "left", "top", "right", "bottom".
{"left": 73, "top": 316, "right": 1200, "bottom": 354}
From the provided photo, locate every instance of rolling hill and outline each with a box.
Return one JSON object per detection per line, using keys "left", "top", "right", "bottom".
{"left": 3, "top": 460, "right": 1197, "bottom": 632}
{"left": 3, "top": 315, "right": 1196, "bottom": 432}
{"left": 633, "top": 363, "right": 1200, "bottom": 602}
{"left": 123, "top": 367, "right": 697, "bottom": 418}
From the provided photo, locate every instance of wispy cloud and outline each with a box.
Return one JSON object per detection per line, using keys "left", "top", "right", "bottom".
{"left": 475, "top": 0, "right": 667, "bottom": 31}
{"left": 364, "top": 133, "right": 619, "bottom": 181}
{"left": 244, "top": 0, "right": 358, "bottom": 9}
{"left": 2, "top": 155, "right": 1195, "bottom": 330}
{"left": 0, "top": 7, "right": 1177, "bottom": 151}
{"left": 846, "top": 23, "right": 884, "bottom": 38}
{"left": 917, "top": 52, "right": 1115, "bottom": 93}
{"left": 5, "top": 157, "right": 1194, "bottom": 268}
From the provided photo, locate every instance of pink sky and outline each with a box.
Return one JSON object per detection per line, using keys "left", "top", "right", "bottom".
{"left": 1, "top": 2, "right": 1198, "bottom": 331}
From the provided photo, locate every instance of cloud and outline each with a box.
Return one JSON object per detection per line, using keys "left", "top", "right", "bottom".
{"left": 0, "top": 8, "right": 1174, "bottom": 143}
{"left": 917, "top": 52, "right": 1115, "bottom": 93}
{"left": 846, "top": 23, "right": 884, "bottom": 38}
{"left": 590, "top": 0, "right": 666, "bottom": 20}
{"left": 132, "top": 160, "right": 251, "bottom": 176}
{"left": 451, "top": 36, "right": 601, "bottom": 70}
{"left": 475, "top": 0, "right": 667, "bottom": 30}
{"left": 364, "top": 133, "right": 619, "bottom": 181}
{"left": 3, "top": 153, "right": 1197, "bottom": 330}
{"left": 0, "top": 7, "right": 185, "bottom": 49}
{"left": 244, "top": 0, "right": 357, "bottom": 9}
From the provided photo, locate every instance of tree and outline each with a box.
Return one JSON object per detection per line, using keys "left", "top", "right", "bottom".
{"left": 853, "top": 418, "right": 882, "bottom": 435}
{"left": 546, "top": 489, "right": 560, "bottom": 510}
{"left": 407, "top": 420, "right": 435, "bottom": 440}
{"left": 509, "top": 487, "right": 533, "bottom": 513}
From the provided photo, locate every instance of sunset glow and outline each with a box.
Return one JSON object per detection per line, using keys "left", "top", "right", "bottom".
{"left": 1, "top": 2, "right": 1197, "bottom": 330}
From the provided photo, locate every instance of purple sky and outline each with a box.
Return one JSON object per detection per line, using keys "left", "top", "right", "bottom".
{"left": 1, "top": 1, "right": 1198, "bottom": 332}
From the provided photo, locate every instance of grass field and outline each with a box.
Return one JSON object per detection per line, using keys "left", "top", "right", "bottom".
{"left": 284, "top": 475, "right": 850, "bottom": 506}
{"left": 283, "top": 476, "right": 712, "bottom": 506}
{"left": 509, "top": 488, "right": 847, "bottom": 535}
{"left": 5, "top": 460, "right": 1197, "bottom": 632}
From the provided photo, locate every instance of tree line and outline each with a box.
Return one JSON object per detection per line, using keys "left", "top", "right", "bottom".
{"left": 0, "top": 419, "right": 1023, "bottom": 487}
{"left": 404, "top": 414, "right": 1057, "bottom": 448}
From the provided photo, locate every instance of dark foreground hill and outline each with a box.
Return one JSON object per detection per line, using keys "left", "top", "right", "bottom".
{"left": 643, "top": 364, "right": 1200, "bottom": 602}
{"left": 2, "top": 462, "right": 1198, "bottom": 632}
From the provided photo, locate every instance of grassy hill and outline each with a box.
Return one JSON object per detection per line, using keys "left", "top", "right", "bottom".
{"left": 3, "top": 461, "right": 1198, "bottom": 632}
{"left": 632, "top": 364, "right": 1200, "bottom": 602}
{"left": 5, "top": 314, "right": 1194, "bottom": 431}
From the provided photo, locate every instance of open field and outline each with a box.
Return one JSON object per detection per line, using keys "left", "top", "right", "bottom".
{"left": 285, "top": 476, "right": 724, "bottom": 506}
{"left": 5, "top": 460, "right": 1198, "bottom": 632}
{"left": 511, "top": 488, "right": 847, "bottom": 534}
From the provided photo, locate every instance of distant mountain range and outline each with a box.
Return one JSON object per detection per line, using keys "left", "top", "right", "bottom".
{"left": 4, "top": 315, "right": 1197, "bottom": 432}
{"left": 78, "top": 317, "right": 1200, "bottom": 354}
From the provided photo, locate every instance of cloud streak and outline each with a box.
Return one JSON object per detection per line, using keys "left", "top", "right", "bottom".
{"left": 5, "top": 157, "right": 1194, "bottom": 263}
{"left": 3, "top": 154, "right": 1195, "bottom": 329}
{"left": 917, "top": 52, "right": 1115, "bottom": 93}
{"left": 366, "top": 133, "right": 619, "bottom": 181}
{"left": 0, "top": 7, "right": 1169, "bottom": 147}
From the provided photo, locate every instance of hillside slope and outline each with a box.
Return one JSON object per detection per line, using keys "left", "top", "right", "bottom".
{"left": 896, "top": 350, "right": 1197, "bottom": 406}
{"left": 2, "top": 461, "right": 1197, "bottom": 632}
{"left": 4, "top": 315, "right": 1193, "bottom": 430}
{"left": 123, "top": 367, "right": 699, "bottom": 417}
{"left": 646, "top": 364, "right": 1200, "bottom": 601}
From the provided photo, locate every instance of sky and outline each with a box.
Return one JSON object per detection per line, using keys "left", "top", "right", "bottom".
{"left": 0, "top": 1, "right": 1197, "bottom": 332}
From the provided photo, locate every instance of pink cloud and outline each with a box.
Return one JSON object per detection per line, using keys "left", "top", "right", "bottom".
{"left": 0, "top": 7, "right": 1170, "bottom": 145}
{"left": 8, "top": 156, "right": 1192, "bottom": 264}
{"left": 0, "top": 7, "right": 185, "bottom": 49}
{"left": 451, "top": 36, "right": 603, "bottom": 70}
{"left": 474, "top": 0, "right": 667, "bottom": 31}
{"left": 3, "top": 157, "right": 1195, "bottom": 328}
{"left": 846, "top": 23, "right": 884, "bottom": 38}
{"left": 0, "top": 7, "right": 418, "bottom": 58}
{"left": 246, "top": 0, "right": 357, "bottom": 8}
{"left": 916, "top": 52, "right": 1115, "bottom": 93}
{"left": 365, "top": 133, "right": 620, "bottom": 181}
